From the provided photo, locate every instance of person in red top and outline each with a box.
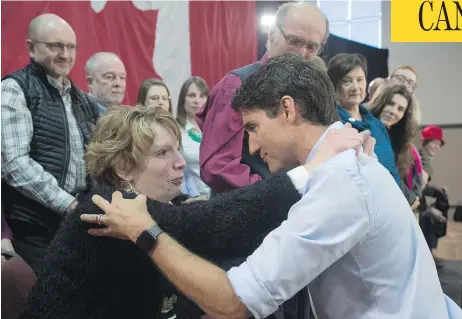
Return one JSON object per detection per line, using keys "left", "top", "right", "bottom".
{"left": 196, "top": 2, "right": 329, "bottom": 194}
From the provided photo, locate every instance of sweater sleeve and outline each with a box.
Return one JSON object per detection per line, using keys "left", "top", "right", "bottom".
{"left": 198, "top": 75, "right": 263, "bottom": 194}
{"left": 150, "top": 172, "right": 301, "bottom": 260}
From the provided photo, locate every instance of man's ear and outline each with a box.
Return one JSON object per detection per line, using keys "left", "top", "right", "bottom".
{"left": 26, "top": 39, "right": 35, "bottom": 57}
{"left": 86, "top": 75, "right": 94, "bottom": 90}
{"left": 280, "top": 95, "right": 297, "bottom": 124}
{"left": 267, "top": 25, "right": 277, "bottom": 47}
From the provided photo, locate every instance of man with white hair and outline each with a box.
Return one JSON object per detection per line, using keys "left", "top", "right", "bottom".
{"left": 195, "top": 3, "right": 329, "bottom": 317}
{"left": 86, "top": 52, "right": 126, "bottom": 114}
{"left": 1, "top": 14, "right": 99, "bottom": 271}
{"left": 197, "top": 2, "right": 329, "bottom": 195}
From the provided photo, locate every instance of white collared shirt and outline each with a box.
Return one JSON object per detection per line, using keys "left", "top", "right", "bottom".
{"left": 227, "top": 122, "right": 461, "bottom": 319}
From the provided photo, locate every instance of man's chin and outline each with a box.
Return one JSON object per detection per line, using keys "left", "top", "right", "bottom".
{"left": 268, "top": 162, "right": 284, "bottom": 174}
{"left": 109, "top": 98, "right": 124, "bottom": 106}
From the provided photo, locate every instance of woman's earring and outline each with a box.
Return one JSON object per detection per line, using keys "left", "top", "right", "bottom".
{"left": 127, "top": 182, "right": 139, "bottom": 195}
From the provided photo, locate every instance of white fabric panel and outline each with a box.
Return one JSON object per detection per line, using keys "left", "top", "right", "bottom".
{"left": 133, "top": 0, "right": 191, "bottom": 116}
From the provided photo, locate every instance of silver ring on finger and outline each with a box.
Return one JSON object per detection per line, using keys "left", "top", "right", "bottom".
{"left": 96, "top": 214, "right": 103, "bottom": 225}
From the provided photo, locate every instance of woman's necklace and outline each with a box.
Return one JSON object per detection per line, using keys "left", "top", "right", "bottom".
{"left": 188, "top": 129, "right": 202, "bottom": 143}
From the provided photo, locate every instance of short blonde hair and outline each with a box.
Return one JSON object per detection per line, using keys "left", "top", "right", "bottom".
{"left": 85, "top": 105, "right": 181, "bottom": 186}
{"left": 390, "top": 65, "right": 418, "bottom": 79}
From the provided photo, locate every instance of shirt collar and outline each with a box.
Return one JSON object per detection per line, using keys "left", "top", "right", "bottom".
{"left": 337, "top": 105, "right": 373, "bottom": 131}
{"left": 305, "top": 121, "right": 344, "bottom": 164}
{"left": 337, "top": 105, "right": 373, "bottom": 122}
{"left": 185, "top": 120, "right": 196, "bottom": 131}
{"left": 260, "top": 52, "right": 269, "bottom": 65}
{"left": 46, "top": 75, "right": 71, "bottom": 96}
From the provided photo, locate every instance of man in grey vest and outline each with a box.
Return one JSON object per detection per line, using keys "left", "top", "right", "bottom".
{"left": 1, "top": 13, "right": 98, "bottom": 272}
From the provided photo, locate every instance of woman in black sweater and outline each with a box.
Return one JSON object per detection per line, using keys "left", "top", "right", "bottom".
{"left": 18, "top": 106, "right": 305, "bottom": 319}
{"left": 19, "top": 106, "right": 367, "bottom": 319}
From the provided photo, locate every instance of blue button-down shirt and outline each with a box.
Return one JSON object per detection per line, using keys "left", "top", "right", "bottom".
{"left": 227, "top": 122, "right": 461, "bottom": 319}
{"left": 98, "top": 103, "right": 106, "bottom": 115}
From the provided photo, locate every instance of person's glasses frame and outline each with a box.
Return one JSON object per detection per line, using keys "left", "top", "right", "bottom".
{"left": 32, "top": 41, "right": 81, "bottom": 53}
{"left": 391, "top": 74, "right": 418, "bottom": 91}
{"left": 277, "top": 25, "right": 324, "bottom": 55}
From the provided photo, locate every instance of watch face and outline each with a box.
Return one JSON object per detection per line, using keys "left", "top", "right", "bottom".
{"left": 136, "top": 229, "right": 156, "bottom": 255}
{"left": 136, "top": 226, "right": 163, "bottom": 255}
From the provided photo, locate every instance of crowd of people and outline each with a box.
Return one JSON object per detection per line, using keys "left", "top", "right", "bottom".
{"left": 1, "top": 2, "right": 460, "bottom": 319}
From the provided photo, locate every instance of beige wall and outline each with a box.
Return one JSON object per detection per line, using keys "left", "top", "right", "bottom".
{"left": 381, "top": 1, "right": 462, "bottom": 126}
{"left": 381, "top": 1, "right": 462, "bottom": 206}
{"left": 420, "top": 127, "right": 462, "bottom": 206}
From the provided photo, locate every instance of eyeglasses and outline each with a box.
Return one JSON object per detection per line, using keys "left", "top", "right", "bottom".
{"left": 277, "top": 25, "right": 323, "bottom": 54}
{"left": 33, "top": 41, "right": 80, "bottom": 53}
{"left": 391, "top": 74, "right": 417, "bottom": 91}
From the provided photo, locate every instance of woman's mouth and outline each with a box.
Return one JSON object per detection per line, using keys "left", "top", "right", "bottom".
{"left": 170, "top": 177, "right": 184, "bottom": 185}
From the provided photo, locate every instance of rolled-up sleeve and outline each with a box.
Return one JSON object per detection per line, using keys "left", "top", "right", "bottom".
{"left": 227, "top": 162, "right": 370, "bottom": 318}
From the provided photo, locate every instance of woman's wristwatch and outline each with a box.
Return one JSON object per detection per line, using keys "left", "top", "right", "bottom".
{"left": 135, "top": 225, "right": 164, "bottom": 255}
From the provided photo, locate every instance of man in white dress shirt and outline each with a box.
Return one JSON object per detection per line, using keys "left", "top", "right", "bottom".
{"left": 81, "top": 53, "right": 462, "bottom": 318}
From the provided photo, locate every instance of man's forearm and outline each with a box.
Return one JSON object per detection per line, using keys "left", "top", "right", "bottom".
{"left": 149, "top": 233, "right": 249, "bottom": 319}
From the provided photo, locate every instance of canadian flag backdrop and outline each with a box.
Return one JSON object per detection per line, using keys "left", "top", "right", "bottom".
{"left": 1, "top": 1, "right": 258, "bottom": 114}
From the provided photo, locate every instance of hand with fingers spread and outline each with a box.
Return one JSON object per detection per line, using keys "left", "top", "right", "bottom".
{"left": 81, "top": 191, "right": 156, "bottom": 243}
{"left": 304, "top": 122, "right": 375, "bottom": 172}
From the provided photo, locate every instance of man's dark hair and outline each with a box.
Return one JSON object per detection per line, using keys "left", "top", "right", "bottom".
{"left": 231, "top": 53, "right": 339, "bottom": 126}
{"left": 327, "top": 53, "right": 368, "bottom": 89}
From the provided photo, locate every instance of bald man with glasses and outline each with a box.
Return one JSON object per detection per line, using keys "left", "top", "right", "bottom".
{"left": 1, "top": 13, "right": 99, "bottom": 272}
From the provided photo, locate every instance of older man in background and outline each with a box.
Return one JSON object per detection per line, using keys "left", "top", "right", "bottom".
{"left": 197, "top": 2, "right": 329, "bottom": 195}
{"left": 86, "top": 52, "right": 126, "bottom": 114}
{"left": 388, "top": 65, "right": 418, "bottom": 95}
{"left": 194, "top": 4, "right": 328, "bottom": 318}
{"left": 1, "top": 14, "right": 98, "bottom": 272}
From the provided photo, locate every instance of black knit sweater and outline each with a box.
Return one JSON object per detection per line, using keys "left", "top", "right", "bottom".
{"left": 19, "top": 172, "right": 301, "bottom": 319}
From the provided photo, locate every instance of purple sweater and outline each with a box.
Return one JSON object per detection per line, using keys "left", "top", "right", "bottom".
{"left": 196, "top": 54, "right": 269, "bottom": 194}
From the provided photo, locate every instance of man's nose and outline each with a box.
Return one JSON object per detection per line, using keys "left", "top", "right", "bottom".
{"left": 60, "top": 47, "right": 70, "bottom": 59}
{"left": 113, "top": 77, "right": 125, "bottom": 87}
{"left": 298, "top": 46, "right": 308, "bottom": 58}
{"left": 248, "top": 133, "right": 260, "bottom": 155}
